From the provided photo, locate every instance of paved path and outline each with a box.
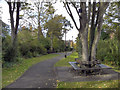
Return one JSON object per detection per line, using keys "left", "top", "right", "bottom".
{"left": 5, "top": 52, "right": 72, "bottom": 88}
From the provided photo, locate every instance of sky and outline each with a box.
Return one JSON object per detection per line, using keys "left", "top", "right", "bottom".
{"left": 0, "top": 0, "right": 79, "bottom": 42}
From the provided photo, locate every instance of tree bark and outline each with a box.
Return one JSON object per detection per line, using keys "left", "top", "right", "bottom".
{"left": 7, "top": 2, "right": 21, "bottom": 62}
{"left": 80, "top": 31, "right": 88, "bottom": 61}
{"left": 91, "top": 2, "right": 109, "bottom": 61}
{"left": 89, "top": 2, "right": 96, "bottom": 61}
{"left": 50, "top": 32, "right": 53, "bottom": 52}
{"left": 80, "top": 2, "right": 89, "bottom": 62}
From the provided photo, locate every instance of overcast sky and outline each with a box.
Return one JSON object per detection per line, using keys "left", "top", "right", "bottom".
{"left": 0, "top": 0, "right": 79, "bottom": 41}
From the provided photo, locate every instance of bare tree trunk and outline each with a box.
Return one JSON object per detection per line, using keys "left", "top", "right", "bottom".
{"left": 80, "top": 2, "right": 88, "bottom": 62}
{"left": 91, "top": 2, "right": 109, "bottom": 61}
{"left": 38, "top": 10, "right": 41, "bottom": 40}
{"left": 7, "top": 2, "right": 20, "bottom": 62}
{"left": 80, "top": 31, "right": 88, "bottom": 61}
{"left": 50, "top": 32, "right": 53, "bottom": 52}
{"left": 89, "top": 2, "right": 96, "bottom": 61}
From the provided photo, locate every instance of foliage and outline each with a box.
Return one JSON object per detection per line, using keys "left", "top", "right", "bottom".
{"left": 97, "top": 2, "right": 120, "bottom": 68}
{"left": 96, "top": 39, "right": 120, "bottom": 67}
{"left": 45, "top": 15, "right": 66, "bottom": 39}
{"left": 18, "top": 30, "right": 47, "bottom": 58}
{"left": 100, "top": 30, "right": 110, "bottom": 40}
{"left": 2, "top": 35, "right": 20, "bottom": 62}
{"left": 53, "top": 37, "right": 65, "bottom": 52}
{"left": 1, "top": 20, "right": 10, "bottom": 37}
{"left": 44, "top": 14, "right": 71, "bottom": 52}
{"left": 2, "top": 54, "right": 59, "bottom": 88}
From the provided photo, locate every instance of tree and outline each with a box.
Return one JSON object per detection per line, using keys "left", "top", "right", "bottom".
{"left": 6, "top": 1, "right": 21, "bottom": 62}
{"left": 45, "top": 15, "right": 71, "bottom": 52}
{"left": 34, "top": 0, "right": 44, "bottom": 40}
{"left": 64, "top": 2, "right": 109, "bottom": 67}
{"left": 103, "top": 2, "right": 120, "bottom": 40}
{"left": 1, "top": 20, "right": 10, "bottom": 38}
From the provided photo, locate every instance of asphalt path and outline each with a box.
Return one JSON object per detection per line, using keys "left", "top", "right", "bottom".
{"left": 5, "top": 52, "right": 72, "bottom": 88}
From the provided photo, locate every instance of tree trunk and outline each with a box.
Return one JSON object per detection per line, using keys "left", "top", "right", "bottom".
{"left": 50, "top": 33, "right": 53, "bottom": 52}
{"left": 89, "top": 2, "right": 96, "bottom": 61}
{"left": 80, "top": 2, "right": 88, "bottom": 62}
{"left": 7, "top": 2, "right": 21, "bottom": 62}
{"left": 38, "top": 9, "right": 42, "bottom": 40}
{"left": 91, "top": 2, "right": 109, "bottom": 61}
{"left": 80, "top": 29, "right": 88, "bottom": 62}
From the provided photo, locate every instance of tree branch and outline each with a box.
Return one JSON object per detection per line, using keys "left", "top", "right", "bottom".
{"left": 71, "top": 2, "right": 80, "bottom": 18}
{"left": 15, "top": 2, "right": 21, "bottom": 34}
{"left": 88, "top": 2, "right": 91, "bottom": 23}
{"left": 13, "top": 2, "right": 15, "bottom": 12}
{"left": 63, "top": 2, "right": 70, "bottom": 15}
{"left": 65, "top": 2, "right": 79, "bottom": 30}
{"left": 95, "top": 2, "right": 100, "bottom": 28}
{"left": 7, "top": 1, "right": 15, "bottom": 30}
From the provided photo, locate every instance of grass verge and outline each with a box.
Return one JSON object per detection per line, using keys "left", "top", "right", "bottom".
{"left": 57, "top": 80, "right": 119, "bottom": 88}
{"left": 54, "top": 52, "right": 78, "bottom": 67}
{"left": 2, "top": 54, "right": 59, "bottom": 88}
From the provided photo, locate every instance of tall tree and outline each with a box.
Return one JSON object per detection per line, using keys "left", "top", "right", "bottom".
{"left": 34, "top": 0, "right": 44, "bottom": 40}
{"left": 44, "top": 15, "right": 71, "bottom": 52}
{"left": 64, "top": 1, "right": 109, "bottom": 67}
{"left": 6, "top": 1, "right": 21, "bottom": 61}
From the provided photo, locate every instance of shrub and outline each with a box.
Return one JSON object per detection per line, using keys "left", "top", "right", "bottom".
{"left": 97, "top": 39, "right": 119, "bottom": 67}
{"left": 19, "top": 38, "right": 47, "bottom": 58}
{"left": 2, "top": 36, "right": 21, "bottom": 62}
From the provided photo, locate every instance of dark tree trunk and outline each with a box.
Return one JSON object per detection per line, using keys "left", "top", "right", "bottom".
{"left": 7, "top": 2, "right": 21, "bottom": 62}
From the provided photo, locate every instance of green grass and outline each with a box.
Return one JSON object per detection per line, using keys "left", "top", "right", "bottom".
{"left": 54, "top": 52, "right": 78, "bottom": 67}
{"left": 55, "top": 52, "right": 120, "bottom": 88}
{"left": 57, "top": 80, "right": 119, "bottom": 88}
{"left": 103, "top": 61, "right": 120, "bottom": 73}
{"left": 2, "top": 54, "right": 59, "bottom": 88}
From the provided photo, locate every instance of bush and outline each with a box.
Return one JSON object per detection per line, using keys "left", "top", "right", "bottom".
{"left": 18, "top": 30, "right": 48, "bottom": 58}
{"left": 19, "top": 38, "right": 47, "bottom": 58}
{"left": 97, "top": 39, "right": 120, "bottom": 67}
{"left": 2, "top": 36, "right": 21, "bottom": 62}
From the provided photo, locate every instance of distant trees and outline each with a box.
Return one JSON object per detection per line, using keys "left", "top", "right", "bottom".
{"left": 44, "top": 15, "right": 71, "bottom": 52}
{"left": 2, "top": 1, "right": 72, "bottom": 63}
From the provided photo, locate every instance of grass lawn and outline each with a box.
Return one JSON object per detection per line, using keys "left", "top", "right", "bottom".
{"left": 54, "top": 52, "right": 78, "bottom": 67}
{"left": 2, "top": 54, "right": 59, "bottom": 88}
{"left": 55, "top": 52, "right": 120, "bottom": 88}
{"left": 57, "top": 80, "right": 119, "bottom": 88}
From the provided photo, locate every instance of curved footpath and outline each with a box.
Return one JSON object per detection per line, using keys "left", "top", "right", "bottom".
{"left": 5, "top": 52, "right": 72, "bottom": 88}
